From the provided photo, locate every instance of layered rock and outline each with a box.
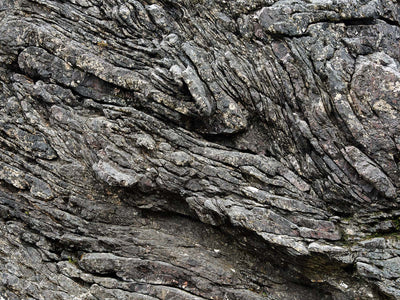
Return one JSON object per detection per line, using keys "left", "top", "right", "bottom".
{"left": 0, "top": 0, "right": 399, "bottom": 299}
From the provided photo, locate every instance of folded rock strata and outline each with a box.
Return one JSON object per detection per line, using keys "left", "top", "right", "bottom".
{"left": 0, "top": 0, "right": 399, "bottom": 299}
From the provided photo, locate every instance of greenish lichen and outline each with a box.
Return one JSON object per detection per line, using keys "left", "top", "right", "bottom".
{"left": 68, "top": 257, "right": 78, "bottom": 265}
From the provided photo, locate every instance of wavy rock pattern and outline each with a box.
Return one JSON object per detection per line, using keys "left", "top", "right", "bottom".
{"left": 0, "top": 0, "right": 399, "bottom": 299}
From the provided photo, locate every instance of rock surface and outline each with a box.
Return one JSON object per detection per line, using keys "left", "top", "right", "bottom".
{"left": 0, "top": 0, "right": 400, "bottom": 299}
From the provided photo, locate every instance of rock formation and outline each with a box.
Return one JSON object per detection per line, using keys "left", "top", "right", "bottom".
{"left": 0, "top": 0, "right": 399, "bottom": 299}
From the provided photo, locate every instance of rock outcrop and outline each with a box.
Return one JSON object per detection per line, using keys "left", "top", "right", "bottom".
{"left": 0, "top": 0, "right": 399, "bottom": 299}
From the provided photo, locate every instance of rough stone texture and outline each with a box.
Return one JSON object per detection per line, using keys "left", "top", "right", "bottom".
{"left": 0, "top": 0, "right": 399, "bottom": 299}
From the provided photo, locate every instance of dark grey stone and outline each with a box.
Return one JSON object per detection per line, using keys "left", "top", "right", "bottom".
{"left": 0, "top": 0, "right": 399, "bottom": 299}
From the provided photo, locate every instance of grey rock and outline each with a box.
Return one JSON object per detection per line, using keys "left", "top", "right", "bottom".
{"left": 27, "top": 176, "right": 54, "bottom": 200}
{"left": 0, "top": 0, "right": 399, "bottom": 299}
{"left": 181, "top": 65, "right": 214, "bottom": 117}
{"left": 343, "top": 146, "right": 397, "bottom": 199}
{"left": 358, "top": 238, "right": 387, "bottom": 249}
{"left": 0, "top": 162, "right": 28, "bottom": 189}
{"left": 357, "top": 262, "right": 383, "bottom": 280}
{"left": 92, "top": 160, "right": 141, "bottom": 187}
{"left": 135, "top": 133, "right": 156, "bottom": 151}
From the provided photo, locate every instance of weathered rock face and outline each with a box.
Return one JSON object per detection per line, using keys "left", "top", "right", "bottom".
{"left": 0, "top": 0, "right": 399, "bottom": 299}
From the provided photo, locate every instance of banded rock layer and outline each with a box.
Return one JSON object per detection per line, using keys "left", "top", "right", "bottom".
{"left": 0, "top": 0, "right": 400, "bottom": 299}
